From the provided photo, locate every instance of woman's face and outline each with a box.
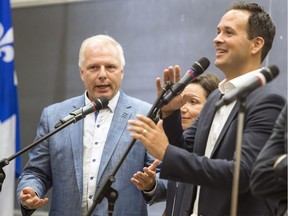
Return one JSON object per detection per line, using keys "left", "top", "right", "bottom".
{"left": 180, "top": 83, "right": 207, "bottom": 130}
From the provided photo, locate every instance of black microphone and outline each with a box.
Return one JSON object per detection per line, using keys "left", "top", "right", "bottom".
{"left": 54, "top": 97, "right": 109, "bottom": 128}
{"left": 159, "top": 57, "right": 210, "bottom": 106}
{"left": 215, "top": 65, "right": 279, "bottom": 109}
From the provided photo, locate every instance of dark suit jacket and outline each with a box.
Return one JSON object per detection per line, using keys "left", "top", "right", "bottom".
{"left": 160, "top": 85, "right": 285, "bottom": 216}
{"left": 251, "top": 104, "right": 287, "bottom": 216}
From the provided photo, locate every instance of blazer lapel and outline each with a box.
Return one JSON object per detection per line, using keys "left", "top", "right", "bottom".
{"left": 96, "top": 93, "right": 132, "bottom": 184}
{"left": 194, "top": 91, "right": 222, "bottom": 155}
{"left": 210, "top": 101, "right": 240, "bottom": 156}
{"left": 69, "top": 98, "right": 85, "bottom": 196}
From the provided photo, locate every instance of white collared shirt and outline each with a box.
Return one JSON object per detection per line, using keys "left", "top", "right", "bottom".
{"left": 81, "top": 91, "right": 119, "bottom": 215}
{"left": 192, "top": 69, "right": 262, "bottom": 215}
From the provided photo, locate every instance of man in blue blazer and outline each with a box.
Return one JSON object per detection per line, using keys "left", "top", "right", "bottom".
{"left": 17, "top": 35, "right": 165, "bottom": 216}
{"left": 128, "top": 2, "right": 286, "bottom": 216}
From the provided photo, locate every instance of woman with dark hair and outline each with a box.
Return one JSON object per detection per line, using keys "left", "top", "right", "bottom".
{"left": 180, "top": 73, "right": 221, "bottom": 130}
{"left": 131, "top": 73, "right": 220, "bottom": 215}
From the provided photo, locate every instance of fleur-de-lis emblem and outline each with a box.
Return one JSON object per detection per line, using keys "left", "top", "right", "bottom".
{"left": 0, "top": 23, "right": 14, "bottom": 63}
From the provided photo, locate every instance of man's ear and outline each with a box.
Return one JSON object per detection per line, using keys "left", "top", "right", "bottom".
{"left": 79, "top": 68, "right": 84, "bottom": 81}
{"left": 121, "top": 69, "right": 124, "bottom": 80}
{"left": 251, "top": 36, "right": 264, "bottom": 55}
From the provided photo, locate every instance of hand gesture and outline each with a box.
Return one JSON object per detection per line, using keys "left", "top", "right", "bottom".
{"left": 156, "top": 65, "right": 191, "bottom": 117}
{"left": 131, "top": 159, "right": 160, "bottom": 191}
{"left": 19, "top": 187, "right": 49, "bottom": 209}
{"left": 128, "top": 115, "right": 169, "bottom": 160}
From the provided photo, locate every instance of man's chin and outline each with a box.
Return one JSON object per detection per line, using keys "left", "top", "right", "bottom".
{"left": 215, "top": 58, "right": 222, "bottom": 67}
{"left": 90, "top": 92, "right": 110, "bottom": 100}
{"left": 97, "top": 95, "right": 110, "bottom": 100}
{"left": 215, "top": 60, "right": 226, "bottom": 70}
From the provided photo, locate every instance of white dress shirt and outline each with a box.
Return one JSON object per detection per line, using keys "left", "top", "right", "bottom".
{"left": 81, "top": 91, "right": 119, "bottom": 215}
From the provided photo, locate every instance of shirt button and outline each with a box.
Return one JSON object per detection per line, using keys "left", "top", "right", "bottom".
{"left": 90, "top": 177, "right": 94, "bottom": 180}
{"left": 89, "top": 195, "right": 93, "bottom": 199}
{"left": 92, "top": 159, "right": 96, "bottom": 162}
{"left": 95, "top": 142, "right": 98, "bottom": 145}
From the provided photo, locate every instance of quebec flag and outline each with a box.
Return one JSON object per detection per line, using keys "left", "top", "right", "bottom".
{"left": 0, "top": 0, "right": 21, "bottom": 215}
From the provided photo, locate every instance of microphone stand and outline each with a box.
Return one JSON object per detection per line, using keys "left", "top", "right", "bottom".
{"left": 230, "top": 96, "right": 246, "bottom": 216}
{"left": 0, "top": 111, "right": 92, "bottom": 193}
{"left": 87, "top": 82, "right": 173, "bottom": 216}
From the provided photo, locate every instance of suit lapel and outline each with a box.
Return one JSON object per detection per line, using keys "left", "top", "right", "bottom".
{"left": 210, "top": 100, "right": 240, "bottom": 156}
{"left": 69, "top": 97, "right": 85, "bottom": 196}
{"left": 97, "top": 93, "right": 132, "bottom": 184}
{"left": 194, "top": 91, "right": 222, "bottom": 155}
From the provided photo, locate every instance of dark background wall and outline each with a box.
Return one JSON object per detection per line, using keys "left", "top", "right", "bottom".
{"left": 11, "top": 0, "right": 287, "bottom": 213}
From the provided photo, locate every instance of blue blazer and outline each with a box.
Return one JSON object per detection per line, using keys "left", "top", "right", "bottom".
{"left": 153, "top": 85, "right": 285, "bottom": 216}
{"left": 17, "top": 91, "right": 159, "bottom": 216}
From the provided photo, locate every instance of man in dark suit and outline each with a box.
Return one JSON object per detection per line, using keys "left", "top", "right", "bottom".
{"left": 251, "top": 104, "right": 287, "bottom": 216}
{"left": 128, "top": 2, "right": 285, "bottom": 215}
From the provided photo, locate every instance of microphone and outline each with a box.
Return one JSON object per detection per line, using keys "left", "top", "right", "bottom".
{"left": 159, "top": 57, "right": 210, "bottom": 106}
{"left": 215, "top": 65, "right": 279, "bottom": 109}
{"left": 54, "top": 97, "right": 109, "bottom": 128}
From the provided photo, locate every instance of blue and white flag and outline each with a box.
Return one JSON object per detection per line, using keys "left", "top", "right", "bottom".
{"left": 0, "top": 0, "right": 21, "bottom": 215}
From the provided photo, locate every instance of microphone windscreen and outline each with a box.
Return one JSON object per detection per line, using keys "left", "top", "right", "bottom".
{"left": 94, "top": 97, "right": 109, "bottom": 110}
{"left": 262, "top": 65, "right": 279, "bottom": 82}
{"left": 192, "top": 57, "right": 210, "bottom": 75}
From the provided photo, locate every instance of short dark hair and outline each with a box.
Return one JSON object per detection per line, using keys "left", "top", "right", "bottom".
{"left": 228, "top": 2, "right": 276, "bottom": 62}
{"left": 191, "top": 73, "right": 221, "bottom": 98}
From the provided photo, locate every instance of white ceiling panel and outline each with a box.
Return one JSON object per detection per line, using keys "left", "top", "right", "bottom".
{"left": 11, "top": 0, "right": 89, "bottom": 8}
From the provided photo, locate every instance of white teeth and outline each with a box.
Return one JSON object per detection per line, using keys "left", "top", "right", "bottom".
{"left": 219, "top": 49, "right": 226, "bottom": 53}
{"left": 98, "top": 85, "right": 108, "bottom": 89}
{"left": 216, "top": 50, "right": 226, "bottom": 54}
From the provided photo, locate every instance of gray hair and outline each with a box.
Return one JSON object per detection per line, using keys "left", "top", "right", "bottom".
{"left": 78, "top": 34, "right": 126, "bottom": 69}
